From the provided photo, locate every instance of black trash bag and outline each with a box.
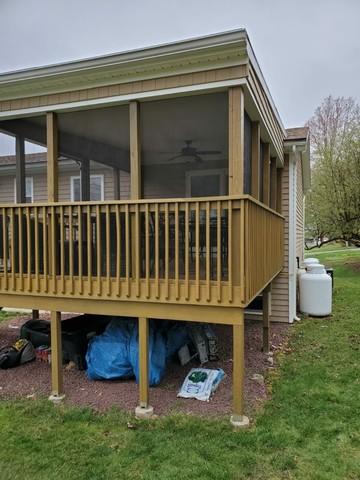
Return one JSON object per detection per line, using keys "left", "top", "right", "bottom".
{"left": 0, "top": 338, "right": 35, "bottom": 369}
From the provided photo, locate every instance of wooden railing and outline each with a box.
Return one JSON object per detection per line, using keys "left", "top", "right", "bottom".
{"left": 0, "top": 196, "right": 284, "bottom": 307}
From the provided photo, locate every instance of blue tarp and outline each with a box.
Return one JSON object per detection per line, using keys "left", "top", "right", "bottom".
{"left": 86, "top": 317, "right": 189, "bottom": 386}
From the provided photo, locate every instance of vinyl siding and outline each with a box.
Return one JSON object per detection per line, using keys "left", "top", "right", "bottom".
{"left": 296, "top": 158, "right": 304, "bottom": 263}
{"left": 271, "top": 155, "right": 290, "bottom": 322}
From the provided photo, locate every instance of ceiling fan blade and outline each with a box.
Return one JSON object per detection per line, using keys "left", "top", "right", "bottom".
{"left": 196, "top": 150, "right": 222, "bottom": 155}
{"left": 167, "top": 154, "right": 184, "bottom": 162}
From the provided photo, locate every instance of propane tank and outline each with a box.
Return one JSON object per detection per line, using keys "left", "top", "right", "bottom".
{"left": 299, "top": 264, "right": 332, "bottom": 316}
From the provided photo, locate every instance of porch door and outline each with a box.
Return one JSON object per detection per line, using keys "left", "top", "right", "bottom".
{"left": 186, "top": 169, "right": 227, "bottom": 197}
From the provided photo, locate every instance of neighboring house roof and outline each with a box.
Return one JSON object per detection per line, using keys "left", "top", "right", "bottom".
{"left": 285, "top": 127, "right": 309, "bottom": 142}
{"left": 0, "top": 152, "right": 47, "bottom": 166}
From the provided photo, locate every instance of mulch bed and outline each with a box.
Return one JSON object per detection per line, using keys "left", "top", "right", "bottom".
{"left": 0, "top": 313, "right": 290, "bottom": 417}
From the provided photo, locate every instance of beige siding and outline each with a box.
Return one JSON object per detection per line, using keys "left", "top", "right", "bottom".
{"left": 0, "top": 66, "right": 247, "bottom": 113}
{"left": 296, "top": 159, "right": 304, "bottom": 263}
{"left": 271, "top": 155, "right": 290, "bottom": 322}
{"left": 0, "top": 166, "right": 130, "bottom": 203}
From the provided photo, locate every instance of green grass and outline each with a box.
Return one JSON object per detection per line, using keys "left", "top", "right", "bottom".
{"left": 0, "top": 309, "right": 22, "bottom": 323}
{"left": 0, "top": 252, "right": 359, "bottom": 479}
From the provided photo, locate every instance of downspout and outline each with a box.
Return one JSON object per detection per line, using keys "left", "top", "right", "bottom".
{"left": 288, "top": 146, "right": 300, "bottom": 322}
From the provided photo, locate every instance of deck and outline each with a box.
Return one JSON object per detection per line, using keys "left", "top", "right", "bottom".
{"left": 0, "top": 194, "right": 283, "bottom": 320}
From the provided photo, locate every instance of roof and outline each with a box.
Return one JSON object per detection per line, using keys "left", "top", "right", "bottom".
{"left": 285, "top": 127, "right": 309, "bottom": 142}
{"left": 0, "top": 152, "right": 47, "bottom": 166}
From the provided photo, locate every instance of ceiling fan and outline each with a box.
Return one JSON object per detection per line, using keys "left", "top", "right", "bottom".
{"left": 167, "top": 140, "right": 221, "bottom": 163}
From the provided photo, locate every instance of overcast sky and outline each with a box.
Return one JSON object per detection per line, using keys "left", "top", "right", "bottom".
{"left": 0, "top": 0, "right": 359, "bottom": 135}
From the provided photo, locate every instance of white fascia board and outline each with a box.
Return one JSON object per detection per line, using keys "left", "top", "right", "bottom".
{"left": 0, "top": 78, "right": 246, "bottom": 120}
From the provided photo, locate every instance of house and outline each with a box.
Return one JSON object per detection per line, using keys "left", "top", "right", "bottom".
{"left": 0, "top": 29, "right": 310, "bottom": 426}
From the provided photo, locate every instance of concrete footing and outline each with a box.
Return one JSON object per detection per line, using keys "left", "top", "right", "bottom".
{"left": 48, "top": 393, "right": 66, "bottom": 404}
{"left": 230, "top": 414, "right": 250, "bottom": 428}
{"left": 135, "top": 405, "right": 154, "bottom": 419}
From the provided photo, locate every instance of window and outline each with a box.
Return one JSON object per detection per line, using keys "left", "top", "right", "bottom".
{"left": 71, "top": 175, "right": 104, "bottom": 201}
{"left": 14, "top": 177, "right": 34, "bottom": 203}
{"left": 186, "top": 169, "right": 227, "bottom": 197}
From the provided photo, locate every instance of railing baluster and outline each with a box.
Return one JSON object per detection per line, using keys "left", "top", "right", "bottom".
{"left": 26, "top": 206, "right": 31, "bottom": 292}
{"left": 18, "top": 207, "right": 24, "bottom": 292}
{"left": 145, "top": 203, "right": 150, "bottom": 299}
{"left": 217, "top": 201, "right": 221, "bottom": 303}
{"left": 106, "top": 204, "right": 111, "bottom": 296}
{"left": 51, "top": 206, "right": 57, "bottom": 294}
{"left": 2, "top": 208, "right": 8, "bottom": 291}
{"left": 69, "top": 205, "right": 74, "bottom": 294}
{"left": 125, "top": 204, "right": 130, "bottom": 297}
{"left": 165, "top": 203, "right": 169, "bottom": 300}
{"left": 42, "top": 206, "right": 48, "bottom": 293}
{"left": 96, "top": 205, "right": 101, "bottom": 296}
{"left": 206, "top": 201, "right": 210, "bottom": 302}
{"left": 155, "top": 203, "right": 159, "bottom": 299}
{"left": 228, "top": 200, "right": 233, "bottom": 303}
{"left": 10, "top": 208, "right": 15, "bottom": 291}
{"left": 135, "top": 204, "right": 140, "bottom": 298}
{"left": 78, "top": 205, "right": 83, "bottom": 295}
{"left": 60, "top": 206, "right": 65, "bottom": 294}
{"left": 87, "top": 205, "right": 92, "bottom": 296}
{"left": 185, "top": 202, "right": 189, "bottom": 300}
{"left": 195, "top": 202, "right": 200, "bottom": 301}
{"left": 34, "top": 207, "right": 40, "bottom": 293}
{"left": 174, "top": 202, "right": 179, "bottom": 300}
{"left": 115, "top": 204, "right": 121, "bottom": 297}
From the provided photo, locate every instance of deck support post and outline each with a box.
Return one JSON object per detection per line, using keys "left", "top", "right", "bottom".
{"left": 270, "top": 158, "right": 277, "bottom": 210}
{"left": 230, "top": 309, "right": 249, "bottom": 428}
{"left": 48, "top": 311, "right": 65, "bottom": 403}
{"left": 228, "top": 86, "right": 244, "bottom": 196}
{"left": 135, "top": 316, "right": 154, "bottom": 419}
{"left": 251, "top": 121, "right": 261, "bottom": 200}
{"left": 262, "top": 284, "right": 272, "bottom": 354}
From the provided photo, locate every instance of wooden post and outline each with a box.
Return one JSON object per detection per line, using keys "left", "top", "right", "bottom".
{"left": 276, "top": 167, "right": 283, "bottom": 214}
{"left": 231, "top": 309, "right": 249, "bottom": 427}
{"left": 15, "top": 136, "right": 26, "bottom": 204}
{"left": 251, "top": 122, "right": 260, "bottom": 200}
{"left": 228, "top": 87, "right": 244, "bottom": 289}
{"left": 135, "top": 317, "right": 154, "bottom": 418}
{"left": 80, "top": 158, "right": 90, "bottom": 201}
{"left": 46, "top": 112, "right": 64, "bottom": 402}
{"left": 49, "top": 311, "right": 64, "bottom": 401}
{"left": 130, "top": 101, "right": 141, "bottom": 200}
{"left": 262, "top": 284, "right": 271, "bottom": 354}
{"left": 32, "top": 310, "right": 39, "bottom": 320}
{"left": 270, "top": 158, "right": 277, "bottom": 210}
{"left": 113, "top": 168, "right": 120, "bottom": 200}
{"left": 228, "top": 86, "right": 244, "bottom": 196}
{"left": 46, "top": 112, "right": 58, "bottom": 203}
{"left": 262, "top": 143, "right": 270, "bottom": 206}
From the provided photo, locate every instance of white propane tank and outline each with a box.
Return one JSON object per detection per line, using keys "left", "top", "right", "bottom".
{"left": 299, "top": 264, "right": 332, "bottom": 316}
{"left": 303, "top": 257, "right": 320, "bottom": 267}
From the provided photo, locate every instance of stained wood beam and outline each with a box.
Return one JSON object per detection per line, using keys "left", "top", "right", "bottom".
{"left": 228, "top": 86, "right": 244, "bottom": 195}
{"left": 251, "top": 121, "right": 260, "bottom": 199}
{"left": 270, "top": 157, "right": 277, "bottom": 210}
{"left": 49, "top": 311, "right": 64, "bottom": 399}
{"left": 262, "top": 284, "right": 271, "bottom": 354}
{"left": 15, "top": 135, "right": 26, "bottom": 203}
{"left": 262, "top": 143, "right": 270, "bottom": 206}
{"left": 276, "top": 167, "right": 283, "bottom": 214}
{"left": 80, "top": 158, "right": 90, "bottom": 201}
{"left": 130, "top": 101, "right": 141, "bottom": 199}
{"left": 47, "top": 112, "right": 58, "bottom": 203}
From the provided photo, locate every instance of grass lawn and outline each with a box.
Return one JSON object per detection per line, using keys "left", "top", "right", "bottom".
{"left": 0, "top": 252, "right": 359, "bottom": 479}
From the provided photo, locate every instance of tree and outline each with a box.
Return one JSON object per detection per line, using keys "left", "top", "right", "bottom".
{"left": 305, "top": 96, "right": 360, "bottom": 248}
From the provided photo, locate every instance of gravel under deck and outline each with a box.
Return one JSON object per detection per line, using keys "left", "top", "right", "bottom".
{"left": 0, "top": 313, "right": 290, "bottom": 417}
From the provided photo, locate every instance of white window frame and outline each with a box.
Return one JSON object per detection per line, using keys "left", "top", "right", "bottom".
{"left": 70, "top": 174, "right": 104, "bottom": 201}
{"left": 14, "top": 176, "right": 34, "bottom": 203}
{"left": 185, "top": 169, "right": 227, "bottom": 198}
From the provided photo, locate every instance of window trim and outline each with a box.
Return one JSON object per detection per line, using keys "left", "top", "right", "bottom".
{"left": 14, "top": 176, "right": 34, "bottom": 203}
{"left": 70, "top": 174, "right": 105, "bottom": 201}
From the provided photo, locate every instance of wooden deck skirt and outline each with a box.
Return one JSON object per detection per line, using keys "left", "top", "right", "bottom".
{"left": 0, "top": 195, "right": 283, "bottom": 317}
